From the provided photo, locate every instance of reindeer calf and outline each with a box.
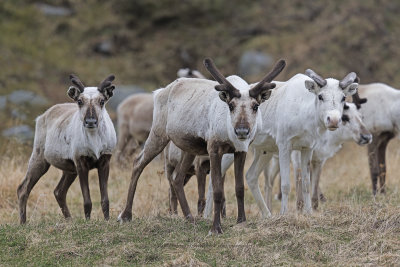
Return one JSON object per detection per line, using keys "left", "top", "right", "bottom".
{"left": 17, "top": 75, "right": 117, "bottom": 224}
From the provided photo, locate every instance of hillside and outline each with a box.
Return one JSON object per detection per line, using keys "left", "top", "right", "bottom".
{"left": 1, "top": 0, "right": 400, "bottom": 147}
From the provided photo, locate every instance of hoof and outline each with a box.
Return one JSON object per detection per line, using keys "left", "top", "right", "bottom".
{"left": 186, "top": 214, "right": 195, "bottom": 223}
{"left": 319, "top": 193, "right": 327, "bottom": 202}
{"left": 117, "top": 211, "right": 132, "bottom": 223}
{"left": 208, "top": 225, "right": 223, "bottom": 236}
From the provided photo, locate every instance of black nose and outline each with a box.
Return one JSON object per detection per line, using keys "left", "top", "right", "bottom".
{"left": 360, "top": 133, "right": 372, "bottom": 144}
{"left": 85, "top": 118, "right": 98, "bottom": 128}
{"left": 235, "top": 128, "right": 250, "bottom": 138}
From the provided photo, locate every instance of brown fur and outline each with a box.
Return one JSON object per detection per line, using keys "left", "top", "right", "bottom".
{"left": 116, "top": 93, "right": 153, "bottom": 162}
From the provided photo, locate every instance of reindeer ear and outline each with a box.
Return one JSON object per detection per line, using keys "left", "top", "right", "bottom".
{"left": 218, "top": 91, "right": 230, "bottom": 103}
{"left": 343, "top": 83, "right": 358, "bottom": 96}
{"left": 305, "top": 80, "right": 320, "bottom": 94}
{"left": 102, "top": 85, "right": 115, "bottom": 100}
{"left": 67, "top": 86, "right": 81, "bottom": 101}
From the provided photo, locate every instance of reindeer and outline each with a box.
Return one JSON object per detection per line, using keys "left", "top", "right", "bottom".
{"left": 356, "top": 82, "right": 400, "bottom": 195}
{"left": 17, "top": 75, "right": 117, "bottom": 224}
{"left": 264, "top": 99, "right": 371, "bottom": 212}
{"left": 204, "top": 69, "right": 358, "bottom": 218}
{"left": 116, "top": 68, "right": 206, "bottom": 163}
{"left": 118, "top": 58, "right": 286, "bottom": 234}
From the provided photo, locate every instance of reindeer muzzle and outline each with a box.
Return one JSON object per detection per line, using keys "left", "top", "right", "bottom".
{"left": 84, "top": 118, "right": 98, "bottom": 128}
{"left": 235, "top": 127, "right": 250, "bottom": 140}
{"left": 358, "top": 133, "right": 372, "bottom": 145}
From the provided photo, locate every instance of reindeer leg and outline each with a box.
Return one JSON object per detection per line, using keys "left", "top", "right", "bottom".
{"left": 171, "top": 152, "right": 195, "bottom": 221}
{"left": 195, "top": 159, "right": 208, "bottom": 216}
{"left": 97, "top": 154, "right": 111, "bottom": 220}
{"left": 246, "top": 148, "right": 272, "bottom": 218}
{"left": 17, "top": 155, "right": 50, "bottom": 224}
{"left": 165, "top": 164, "right": 178, "bottom": 214}
{"left": 234, "top": 152, "right": 247, "bottom": 223}
{"left": 377, "top": 132, "right": 394, "bottom": 194}
{"left": 209, "top": 148, "right": 224, "bottom": 234}
{"left": 311, "top": 160, "right": 323, "bottom": 210}
{"left": 300, "top": 149, "right": 313, "bottom": 214}
{"left": 118, "top": 130, "right": 170, "bottom": 222}
{"left": 368, "top": 136, "right": 380, "bottom": 196}
{"left": 76, "top": 157, "right": 92, "bottom": 220}
{"left": 263, "top": 155, "right": 280, "bottom": 212}
{"left": 278, "top": 144, "right": 291, "bottom": 215}
{"left": 54, "top": 171, "right": 77, "bottom": 219}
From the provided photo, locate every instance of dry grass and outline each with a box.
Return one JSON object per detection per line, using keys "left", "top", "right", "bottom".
{"left": 2, "top": 140, "right": 400, "bottom": 265}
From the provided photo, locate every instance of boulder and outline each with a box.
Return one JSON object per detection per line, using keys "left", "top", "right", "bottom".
{"left": 0, "top": 96, "right": 6, "bottom": 110}
{"left": 35, "top": 3, "right": 73, "bottom": 17}
{"left": 8, "top": 90, "right": 49, "bottom": 106}
{"left": 238, "top": 51, "right": 274, "bottom": 77}
{"left": 2, "top": 125, "right": 34, "bottom": 143}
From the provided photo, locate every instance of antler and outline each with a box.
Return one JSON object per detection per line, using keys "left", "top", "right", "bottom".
{"left": 203, "top": 58, "right": 240, "bottom": 98}
{"left": 69, "top": 74, "right": 85, "bottom": 93}
{"left": 249, "top": 59, "right": 286, "bottom": 98}
{"left": 339, "top": 72, "right": 357, "bottom": 89}
{"left": 98, "top": 74, "right": 115, "bottom": 93}
{"left": 305, "top": 69, "right": 327, "bottom": 87}
{"left": 350, "top": 76, "right": 367, "bottom": 109}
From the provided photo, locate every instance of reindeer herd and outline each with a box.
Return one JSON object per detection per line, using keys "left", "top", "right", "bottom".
{"left": 16, "top": 58, "right": 400, "bottom": 234}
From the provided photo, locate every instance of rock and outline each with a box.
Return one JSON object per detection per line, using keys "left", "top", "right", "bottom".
{"left": 35, "top": 3, "right": 73, "bottom": 16}
{"left": 0, "top": 96, "right": 6, "bottom": 110}
{"left": 107, "top": 85, "right": 147, "bottom": 111}
{"left": 93, "top": 40, "right": 114, "bottom": 56}
{"left": 238, "top": 51, "right": 274, "bottom": 77}
{"left": 11, "top": 109, "right": 27, "bottom": 120}
{"left": 2, "top": 125, "right": 34, "bottom": 143}
{"left": 8, "top": 90, "right": 49, "bottom": 106}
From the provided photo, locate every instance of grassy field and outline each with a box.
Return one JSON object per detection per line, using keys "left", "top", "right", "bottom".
{"left": 1, "top": 140, "right": 400, "bottom": 266}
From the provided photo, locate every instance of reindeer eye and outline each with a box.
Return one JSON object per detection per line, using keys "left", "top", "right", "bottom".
{"left": 228, "top": 103, "right": 234, "bottom": 111}
{"left": 253, "top": 104, "right": 259, "bottom": 111}
{"left": 100, "top": 99, "right": 105, "bottom": 106}
{"left": 341, "top": 96, "right": 346, "bottom": 102}
{"left": 318, "top": 94, "right": 324, "bottom": 101}
{"left": 77, "top": 99, "right": 83, "bottom": 106}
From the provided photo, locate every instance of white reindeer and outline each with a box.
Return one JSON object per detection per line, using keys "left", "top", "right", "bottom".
{"left": 264, "top": 100, "right": 372, "bottom": 212}
{"left": 118, "top": 58, "right": 286, "bottom": 234}
{"left": 17, "top": 75, "right": 117, "bottom": 224}
{"left": 204, "top": 69, "right": 358, "bottom": 218}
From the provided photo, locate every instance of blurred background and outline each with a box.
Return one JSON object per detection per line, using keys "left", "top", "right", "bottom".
{"left": 1, "top": 0, "right": 400, "bottom": 150}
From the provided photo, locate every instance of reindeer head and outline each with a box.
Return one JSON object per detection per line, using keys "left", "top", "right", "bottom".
{"left": 67, "top": 74, "right": 115, "bottom": 129}
{"left": 341, "top": 103, "right": 372, "bottom": 145}
{"left": 204, "top": 58, "right": 285, "bottom": 141}
{"left": 304, "top": 69, "right": 358, "bottom": 131}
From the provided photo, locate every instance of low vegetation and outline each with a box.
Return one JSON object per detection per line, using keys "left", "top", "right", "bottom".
{"left": 2, "top": 140, "right": 400, "bottom": 265}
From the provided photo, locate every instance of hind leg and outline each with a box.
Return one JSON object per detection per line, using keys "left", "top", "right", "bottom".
{"left": 165, "top": 164, "right": 178, "bottom": 214}
{"left": 171, "top": 152, "right": 196, "bottom": 221}
{"left": 377, "top": 132, "right": 394, "bottom": 194}
{"left": 118, "top": 130, "right": 170, "bottom": 222}
{"left": 17, "top": 155, "right": 50, "bottom": 224}
{"left": 54, "top": 171, "right": 77, "bottom": 219}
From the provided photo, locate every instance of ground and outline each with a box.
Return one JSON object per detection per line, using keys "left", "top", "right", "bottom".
{"left": 1, "top": 140, "right": 400, "bottom": 266}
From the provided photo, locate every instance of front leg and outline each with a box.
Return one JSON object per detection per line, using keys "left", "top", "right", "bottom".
{"left": 300, "top": 149, "right": 313, "bottom": 214}
{"left": 278, "top": 144, "right": 291, "bottom": 215}
{"left": 97, "top": 154, "right": 112, "bottom": 220}
{"left": 246, "top": 148, "right": 272, "bottom": 218}
{"left": 234, "top": 152, "right": 247, "bottom": 223}
{"left": 76, "top": 157, "right": 92, "bottom": 220}
{"left": 208, "top": 149, "right": 224, "bottom": 234}
{"left": 311, "top": 160, "right": 323, "bottom": 210}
